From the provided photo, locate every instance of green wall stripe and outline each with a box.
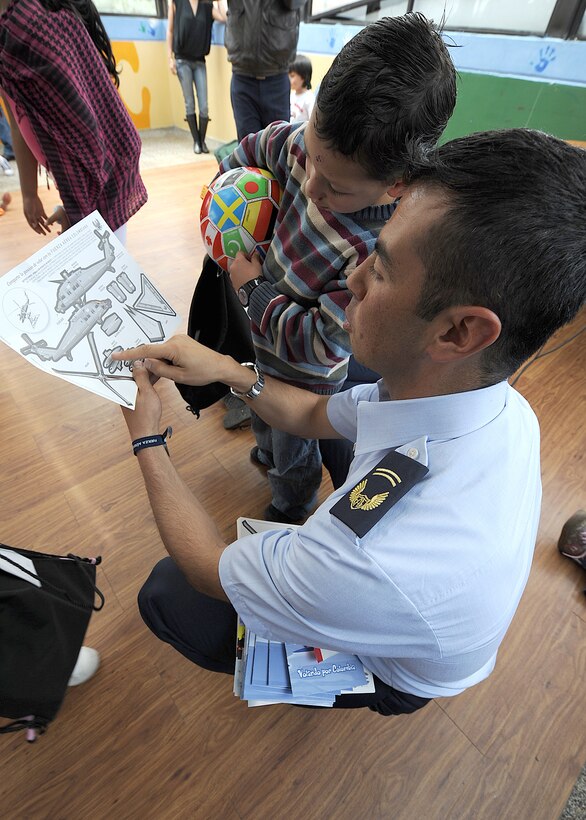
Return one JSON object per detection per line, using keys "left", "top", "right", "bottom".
{"left": 442, "top": 73, "right": 586, "bottom": 142}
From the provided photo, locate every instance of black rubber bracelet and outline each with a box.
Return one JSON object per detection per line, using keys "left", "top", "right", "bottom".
{"left": 132, "top": 426, "right": 172, "bottom": 456}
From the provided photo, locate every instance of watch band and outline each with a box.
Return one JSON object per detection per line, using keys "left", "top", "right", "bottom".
{"left": 237, "top": 275, "right": 264, "bottom": 307}
{"left": 230, "top": 362, "right": 265, "bottom": 400}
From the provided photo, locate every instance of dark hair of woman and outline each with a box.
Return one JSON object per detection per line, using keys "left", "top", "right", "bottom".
{"left": 40, "top": 0, "right": 120, "bottom": 86}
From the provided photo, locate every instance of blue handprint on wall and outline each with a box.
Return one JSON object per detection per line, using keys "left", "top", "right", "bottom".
{"left": 533, "top": 45, "right": 556, "bottom": 74}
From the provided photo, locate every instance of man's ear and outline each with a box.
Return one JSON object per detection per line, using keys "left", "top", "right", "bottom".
{"left": 427, "top": 307, "right": 502, "bottom": 363}
{"left": 387, "top": 179, "right": 407, "bottom": 199}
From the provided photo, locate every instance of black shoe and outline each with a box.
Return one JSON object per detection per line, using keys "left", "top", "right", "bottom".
{"left": 264, "top": 504, "right": 303, "bottom": 526}
{"left": 222, "top": 394, "right": 252, "bottom": 429}
{"left": 3, "top": 152, "right": 15, "bottom": 161}
{"left": 558, "top": 509, "right": 586, "bottom": 569}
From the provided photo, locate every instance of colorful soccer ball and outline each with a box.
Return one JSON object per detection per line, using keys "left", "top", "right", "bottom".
{"left": 200, "top": 166, "right": 282, "bottom": 272}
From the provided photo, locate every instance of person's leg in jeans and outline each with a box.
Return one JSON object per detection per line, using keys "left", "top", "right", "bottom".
{"left": 193, "top": 60, "right": 211, "bottom": 152}
{"left": 0, "top": 108, "right": 14, "bottom": 160}
{"left": 176, "top": 59, "right": 201, "bottom": 153}
{"left": 258, "top": 73, "right": 291, "bottom": 126}
{"left": 252, "top": 412, "right": 322, "bottom": 523}
{"left": 230, "top": 74, "right": 264, "bottom": 141}
{"left": 176, "top": 59, "right": 197, "bottom": 116}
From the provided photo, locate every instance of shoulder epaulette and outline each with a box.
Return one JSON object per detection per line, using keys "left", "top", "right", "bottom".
{"left": 330, "top": 450, "right": 429, "bottom": 537}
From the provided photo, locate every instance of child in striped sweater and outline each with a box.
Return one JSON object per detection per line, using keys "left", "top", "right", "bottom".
{"left": 222, "top": 13, "right": 457, "bottom": 523}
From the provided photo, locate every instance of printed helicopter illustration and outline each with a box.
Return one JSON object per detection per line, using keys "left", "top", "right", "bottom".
{"left": 54, "top": 228, "right": 116, "bottom": 313}
{"left": 17, "top": 220, "right": 135, "bottom": 404}
{"left": 21, "top": 298, "right": 118, "bottom": 362}
{"left": 11, "top": 214, "right": 177, "bottom": 406}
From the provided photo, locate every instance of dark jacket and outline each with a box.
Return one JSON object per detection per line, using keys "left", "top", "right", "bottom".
{"left": 225, "top": 0, "right": 306, "bottom": 77}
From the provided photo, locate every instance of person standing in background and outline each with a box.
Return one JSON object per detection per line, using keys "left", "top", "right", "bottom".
{"left": 0, "top": 103, "right": 14, "bottom": 160}
{"left": 167, "top": 0, "right": 227, "bottom": 155}
{"left": 289, "top": 54, "right": 314, "bottom": 123}
{"left": 224, "top": 0, "right": 307, "bottom": 142}
{"left": 0, "top": 0, "right": 147, "bottom": 241}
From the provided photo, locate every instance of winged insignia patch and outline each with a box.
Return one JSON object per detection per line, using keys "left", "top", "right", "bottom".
{"left": 330, "top": 449, "right": 429, "bottom": 537}
{"left": 349, "top": 480, "right": 389, "bottom": 511}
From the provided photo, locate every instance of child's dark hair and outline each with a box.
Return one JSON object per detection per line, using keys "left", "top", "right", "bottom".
{"left": 39, "top": 0, "right": 120, "bottom": 86}
{"left": 289, "top": 54, "right": 313, "bottom": 90}
{"left": 315, "top": 13, "right": 456, "bottom": 183}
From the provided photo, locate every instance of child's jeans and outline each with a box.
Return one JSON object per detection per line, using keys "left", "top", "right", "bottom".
{"left": 251, "top": 412, "right": 322, "bottom": 522}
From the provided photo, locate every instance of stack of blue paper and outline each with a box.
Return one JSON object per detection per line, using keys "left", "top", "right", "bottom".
{"left": 233, "top": 518, "right": 375, "bottom": 708}
{"left": 234, "top": 620, "right": 375, "bottom": 708}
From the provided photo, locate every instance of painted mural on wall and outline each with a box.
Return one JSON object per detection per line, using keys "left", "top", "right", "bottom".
{"left": 113, "top": 41, "right": 151, "bottom": 129}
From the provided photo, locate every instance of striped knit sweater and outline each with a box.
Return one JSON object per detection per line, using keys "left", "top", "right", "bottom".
{"left": 0, "top": 0, "right": 147, "bottom": 231}
{"left": 220, "top": 122, "right": 396, "bottom": 394}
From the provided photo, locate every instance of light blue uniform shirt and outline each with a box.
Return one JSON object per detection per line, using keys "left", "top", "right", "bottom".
{"left": 219, "top": 381, "right": 541, "bottom": 698}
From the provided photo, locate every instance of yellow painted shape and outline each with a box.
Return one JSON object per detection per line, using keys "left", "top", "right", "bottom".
{"left": 113, "top": 41, "right": 151, "bottom": 129}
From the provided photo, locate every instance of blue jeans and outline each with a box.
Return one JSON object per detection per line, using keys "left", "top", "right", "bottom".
{"left": 252, "top": 411, "right": 322, "bottom": 521}
{"left": 176, "top": 58, "right": 208, "bottom": 118}
{"left": 230, "top": 72, "right": 290, "bottom": 141}
{"left": 0, "top": 108, "right": 14, "bottom": 158}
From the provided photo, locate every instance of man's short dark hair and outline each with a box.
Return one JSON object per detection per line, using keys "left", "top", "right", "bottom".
{"left": 314, "top": 13, "right": 456, "bottom": 182}
{"left": 406, "top": 129, "right": 586, "bottom": 381}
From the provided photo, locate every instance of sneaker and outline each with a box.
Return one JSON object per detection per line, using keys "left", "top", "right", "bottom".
{"left": 264, "top": 503, "right": 303, "bottom": 526}
{"left": 557, "top": 509, "right": 586, "bottom": 569}
{"left": 222, "top": 393, "right": 252, "bottom": 430}
{"left": 67, "top": 646, "right": 100, "bottom": 686}
{"left": 0, "top": 156, "right": 14, "bottom": 176}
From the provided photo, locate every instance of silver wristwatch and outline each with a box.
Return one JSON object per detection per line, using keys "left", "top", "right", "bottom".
{"left": 230, "top": 362, "right": 265, "bottom": 399}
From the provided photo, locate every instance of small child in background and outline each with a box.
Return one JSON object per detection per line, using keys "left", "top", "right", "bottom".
{"left": 0, "top": 191, "right": 11, "bottom": 214}
{"left": 289, "top": 54, "right": 315, "bottom": 123}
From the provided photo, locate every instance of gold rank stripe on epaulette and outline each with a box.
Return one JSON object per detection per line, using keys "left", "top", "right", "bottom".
{"left": 330, "top": 450, "right": 429, "bottom": 538}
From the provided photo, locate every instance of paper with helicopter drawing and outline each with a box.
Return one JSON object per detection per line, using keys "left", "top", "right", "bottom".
{"left": 0, "top": 211, "right": 181, "bottom": 408}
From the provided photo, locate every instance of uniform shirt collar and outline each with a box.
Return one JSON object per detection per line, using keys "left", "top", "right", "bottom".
{"left": 354, "top": 380, "right": 510, "bottom": 456}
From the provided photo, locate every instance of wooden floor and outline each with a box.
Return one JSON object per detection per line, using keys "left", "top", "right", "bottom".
{"left": 0, "top": 161, "right": 585, "bottom": 820}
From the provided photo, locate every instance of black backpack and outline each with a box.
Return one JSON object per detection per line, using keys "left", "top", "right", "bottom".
{"left": 176, "top": 255, "right": 254, "bottom": 417}
{"left": 0, "top": 545, "right": 104, "bottom": 741}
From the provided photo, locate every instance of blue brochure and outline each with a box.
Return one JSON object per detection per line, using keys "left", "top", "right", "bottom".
{"left": 286, "top": 644, "right": 368, "bottom": 697}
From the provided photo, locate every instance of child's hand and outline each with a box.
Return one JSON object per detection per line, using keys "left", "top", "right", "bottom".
{"left": 23, "top": 194, "right": 49, "bottom": 235}
{"left": 229, "top": 251, "right": 263, "bottom": 290}
{"left": 45, "top": 205, "right": 71, "bottom": 234}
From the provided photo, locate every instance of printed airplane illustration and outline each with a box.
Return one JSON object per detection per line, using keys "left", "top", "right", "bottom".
{"left": 17, "top": 293, "right": 34, "bottom": 323}
{"left": 54, "top": 228, "right": 116, "bottom": 313}
{"left": 8, "top": 292, "right": 40, "bottom": 329}
{"left": 21, "top": 299, "right": 116, "bottom": 362}
{"left": 53, "top": 335, "right": 134, "bottom": 406}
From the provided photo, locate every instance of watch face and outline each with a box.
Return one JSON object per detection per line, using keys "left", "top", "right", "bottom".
{"left": 237, "top": 286, "right": 249, "bottom": 306}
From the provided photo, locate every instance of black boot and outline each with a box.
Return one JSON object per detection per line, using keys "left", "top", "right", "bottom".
{"left": 199, "top": 115, "right": 210, "bottom": 154}
{"left": 186, "top": 113, "right": 202, "bottom": 154}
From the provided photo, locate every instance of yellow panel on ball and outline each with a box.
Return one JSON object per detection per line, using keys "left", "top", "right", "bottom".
{"left": 200, "top": 167, "right": 283, "bottom": 272}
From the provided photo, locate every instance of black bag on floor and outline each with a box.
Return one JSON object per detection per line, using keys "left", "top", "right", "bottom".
{"left": 176, "top": 255, "right": 254, "bottom": 417}
{"left": 0, "top": 544, "right": 104, "bottom": 741}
